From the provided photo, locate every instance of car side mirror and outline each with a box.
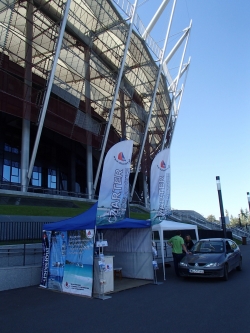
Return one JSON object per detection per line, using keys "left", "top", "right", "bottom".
{"left": 226, "top": 248, "right": 234, "bottom": 253}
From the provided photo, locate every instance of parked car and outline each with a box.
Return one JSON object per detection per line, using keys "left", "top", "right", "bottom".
{"left": 179, "top": 238, "right": 242, "bottom": 280}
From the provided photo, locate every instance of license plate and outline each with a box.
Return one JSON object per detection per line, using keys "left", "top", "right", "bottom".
{"left": 189, "top": 269, "right": 204, "bottom": 274}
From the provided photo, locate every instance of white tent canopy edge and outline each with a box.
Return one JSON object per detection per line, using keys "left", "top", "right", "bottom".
{"left": 152, "top": 220, "right": 199, "bottom": 280}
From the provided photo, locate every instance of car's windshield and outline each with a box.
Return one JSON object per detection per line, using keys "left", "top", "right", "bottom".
{"left": 192, "top": 241, "right": 224, "bottom": 253}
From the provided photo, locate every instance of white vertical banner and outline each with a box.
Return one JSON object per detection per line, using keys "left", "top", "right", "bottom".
{"left": 96, "top": 140, "right": 133, "bottom": 225}
{"left": 150, "top": 148, "right": 171, "bottom": 225}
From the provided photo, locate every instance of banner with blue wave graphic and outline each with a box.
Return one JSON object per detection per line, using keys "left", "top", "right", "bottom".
{"left": 62, "top": 230, "right": 94, "bottom": 297}
{"left": 150, "top": 148, "right": 171, "bottom": 225}
{"left": 47, "top": 231, "right": 67, "bottom": 292}
{"left": 96, "top": 140, "right": 133, "bottom": 226}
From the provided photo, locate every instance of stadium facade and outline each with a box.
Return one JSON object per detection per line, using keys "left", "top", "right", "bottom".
{"left": 0, "top": 0, "right": 191, "bottom": 204}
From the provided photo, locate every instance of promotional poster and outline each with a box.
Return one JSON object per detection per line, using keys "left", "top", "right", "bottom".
{"left": 150, "top": 148, "right": 171, "bottom": 225}
{"left": 42, "top": 229, "right": 94, "bottom": 297}
{"left": 96, "top": 140, "right": 133, "bottom": 226}
{"left": 47, "top": 231, "right": 67, "bottom": 291}
{"left": 40, "top": 230, "right": 51, "bottom": 288}
{"left": 62, "top": 229, "right": 94, "bottom": 297}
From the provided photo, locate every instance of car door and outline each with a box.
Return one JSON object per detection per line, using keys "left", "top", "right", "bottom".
{"left": 225, "top": 241, "right": 235, "bottom": 271}
{"left": 228, "top": 240, "right": 240, "bottom": 269}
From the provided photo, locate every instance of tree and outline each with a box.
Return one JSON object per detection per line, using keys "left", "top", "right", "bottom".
{"left": 229, "top": 215, "right": 238, "bottom": 227}
{"left": 207, "top": 214, "right": 216, "bottom": 222}
{"left": 239, "top": 209, "right": 249, "bottom": 226}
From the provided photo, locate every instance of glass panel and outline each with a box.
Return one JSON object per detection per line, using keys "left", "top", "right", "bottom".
{"left": 32, "top": 169, "right": 42, "bottom": 187}
{"left": 3, "top": 164, "right": 11, "bottom": 181}
{"left": 11, "top": 166, "right": 20, "bottom": 183}
{"left": 48, "top": 169, "right": 56, "bottom": 188}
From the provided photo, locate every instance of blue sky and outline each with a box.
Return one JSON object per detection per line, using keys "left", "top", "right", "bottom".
{"left": 136, "top": 0, "right": 250, "bottom": 218}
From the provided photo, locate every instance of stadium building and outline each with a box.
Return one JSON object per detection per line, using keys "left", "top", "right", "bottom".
{"left": 0, "top": 0, "right": 191, "bottom": 204}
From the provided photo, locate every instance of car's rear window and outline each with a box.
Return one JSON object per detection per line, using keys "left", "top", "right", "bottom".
{"left": 192, "top": 241, "right": 224, "bottom": 253}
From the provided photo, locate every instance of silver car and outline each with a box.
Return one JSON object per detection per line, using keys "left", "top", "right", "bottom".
{"left": 179, "top": 238, "right": 242, "bottom": 280}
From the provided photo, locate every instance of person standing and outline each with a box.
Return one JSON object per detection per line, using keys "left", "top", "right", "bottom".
{"left": 184, "top": 235, "right": 194, "bottom": 251}
{"left": 167, "top": 231, "right": 189, "bottom": 277}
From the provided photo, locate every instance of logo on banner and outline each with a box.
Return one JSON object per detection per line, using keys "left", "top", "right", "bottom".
{"left": 118, "top": 152, "right": 126, "bottom": 161}
{"left": 160, "top": 160, "right": 166, "bottom": 169}
{"left": 157, "top": 160, "right": 169, "bottom": 171}
{"left": 86, "top": 230, "right": 94, "bottom": 238}
{"left": 114, "top": 152, "right": 130, "bottom": 165}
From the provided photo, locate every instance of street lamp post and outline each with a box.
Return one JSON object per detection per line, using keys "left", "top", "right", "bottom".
{"left": 247, "top": 192, "right": 250, "bottom": 212}
{"left": 216, "top": 176, "right": 227, "bottom": 238}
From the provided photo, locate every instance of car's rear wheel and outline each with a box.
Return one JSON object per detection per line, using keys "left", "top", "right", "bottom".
{"left": 223, "top": 264, "right": 229, "bottom": 281}
{"left": 236, "top": 258, "right": 242, "bottom": 271}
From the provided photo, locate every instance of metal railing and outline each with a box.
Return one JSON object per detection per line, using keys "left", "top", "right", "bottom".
{"left": 0, "top": 243, "right": 42, "bottom": 267}
{"left": 154, "top": 240, "right": 172, "bottom": 262}
{"left": 0, "top": 221, "right": 46, "bottom": 242}
{"left": 0, "top": 181, "right": 99, "bottom": 200}
{"left": 171, "top": 210, "right": 250, "bottom": 243}
{"left": 229, "top": 226, "right": 250, "bottom": 242}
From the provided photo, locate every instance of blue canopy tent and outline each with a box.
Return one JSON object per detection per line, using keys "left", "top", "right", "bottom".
{"left": 42, "top": 204, "right": 154, "bottom": 289}
{"left": 43, "top": 202, "right": 97, "bottom": 231}
{"left": 43, "top": 202, "right": 150, "bottom": 231}
{"left": 97, "top": 218, "right": 151, "bottom": 229}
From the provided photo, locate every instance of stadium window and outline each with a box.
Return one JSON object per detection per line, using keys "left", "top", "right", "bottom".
{"left": 48, "top": 168, "right": 56, "bottom": 189}
{"left": 11, "top": 161, "right": 20, "bottom": 183}
{"left": 3, "top": 160, "right": 20, "bottom": 183}
{"left": 4, "top": 144, "right": 11, "bottom": 152}
{"left": 32, "top": 166, "right": 42, "bottom": 186}
{"left": 60, "top": 172, "right": 68, "bottom": 191}
{"left": 4, "top": 143, "right": 19, "bottom": 154}
{"left": 75, "top": 182, "right": 80, "bottom": 193}
{"left": 3, "top": 159, "right": 11, "bottom": 181}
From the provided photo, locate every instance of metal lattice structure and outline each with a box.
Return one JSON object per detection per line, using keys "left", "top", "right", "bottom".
{"left": 0, "top": 0, "right": 191, "bottom": 199}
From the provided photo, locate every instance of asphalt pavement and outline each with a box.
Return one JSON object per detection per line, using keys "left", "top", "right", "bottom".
{"left": 1, "top": 245, "right": 250, "bottom": 333}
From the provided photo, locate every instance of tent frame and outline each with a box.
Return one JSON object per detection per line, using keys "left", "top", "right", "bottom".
{"left": 152, "top": 220, "right": 199, "bottom": 280}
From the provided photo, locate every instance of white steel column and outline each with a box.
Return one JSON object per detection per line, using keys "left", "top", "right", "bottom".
{"left": 168, "top": 58, "right": 191, "bottom": 148}
{"left": 163, "top": 22, "right": 191, "bottom": 89}
{"left": 167, "top": 59, "right": 190, "bottom": 92}
{"left": 70, "top": 148, "right": 76, "bottom": 193}
{"left": 142, "top": 0, "right": 170, "bottom": 39}
{"left": 26, "top": 0, "right": 72, "bottom": 187}
{"left": 85, "top": 47, "right": 93, "bottom": 199}
{"left": 163, "top": 22, "right": 191, "bottom": 66}
{"left": 143, "top": 174, "right": 149, "bottom": 208}
{"left": 86, "top": 145, "right": 93, "bottom": 199}
{"left": 161, "top": 21, "right": 191, "bottom": 151}
{"left": 93, "top": 0, "right": 139, "bottom": 192}
{"left": 21, "top": 0, "right": 33, "bottom": 192}
{"left": 130, "top": 0, "right": 177, "bottom": 200}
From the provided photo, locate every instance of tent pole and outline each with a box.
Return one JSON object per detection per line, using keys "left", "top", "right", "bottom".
{"left": 161, "top": 230, "right": 166, "bottom": 280}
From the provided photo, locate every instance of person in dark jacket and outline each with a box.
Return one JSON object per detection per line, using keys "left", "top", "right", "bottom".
{"left": 184, "top": 235, "right": 194, "bottom": 251}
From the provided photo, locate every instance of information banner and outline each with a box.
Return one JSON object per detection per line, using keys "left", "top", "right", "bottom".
{"left": 150, "top": 148, "right": 171, "bottom": 225}
{"left": 96, "top": 140, "right": 133, "bottom": 225}
{"left": 47, "top": 231, "right": 67, "bottom": 291}
{"left": 61, "top": 229, "right": 94, "bottom": 297}
{"left": 40, "top": 230, "right": 51, "bottom": 288}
